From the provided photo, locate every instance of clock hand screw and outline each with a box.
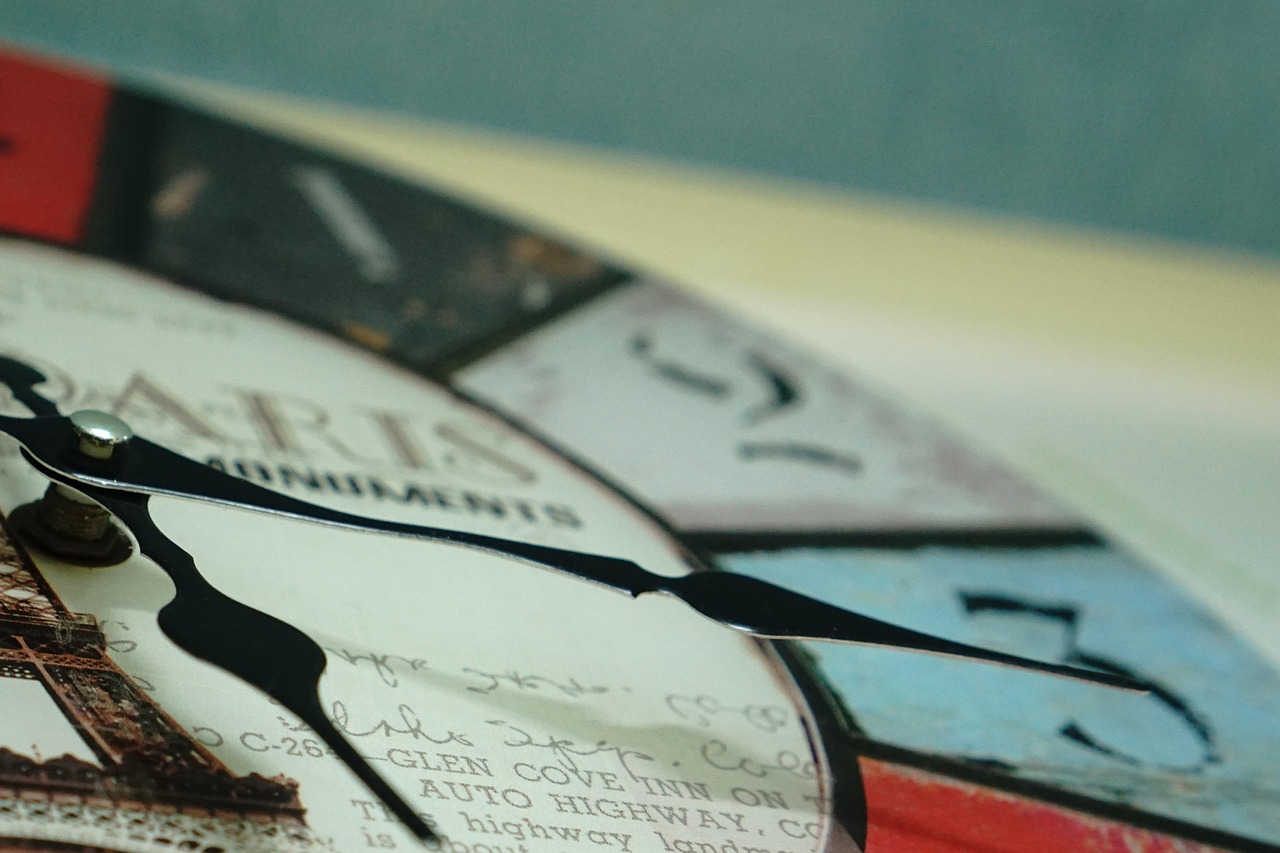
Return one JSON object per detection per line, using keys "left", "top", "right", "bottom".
{"left": 68, "top": 409, "right": 134, "bottom": 460}
{"left": 9, "top": 411, "right": 135, "bottom": 566}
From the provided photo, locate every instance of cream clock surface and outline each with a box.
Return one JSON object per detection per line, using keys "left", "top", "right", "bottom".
{"left": 0, "top": 240, "right": 832, "bottom": 852}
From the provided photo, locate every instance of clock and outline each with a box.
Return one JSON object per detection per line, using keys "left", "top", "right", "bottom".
{"left": 0, "top": 47, "right": 1277, "bottom": 853}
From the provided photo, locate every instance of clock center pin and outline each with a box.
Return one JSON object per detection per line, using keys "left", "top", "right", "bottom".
{"left": 69, "top": 409, "right": 135, "bottom": 460}
{"left": 10, "top": 410, "right": 135, "bottom": 566}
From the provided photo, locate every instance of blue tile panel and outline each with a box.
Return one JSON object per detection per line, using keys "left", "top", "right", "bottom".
{"left": 725, "top": 545, "right": 1280, "bottom": 843}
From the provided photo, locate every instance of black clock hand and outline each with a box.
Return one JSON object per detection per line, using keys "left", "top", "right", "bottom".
{"left": 4, "top": 423, "right": 1139, "bottom": 695}
{"left": 0, "top": 357, "right": 1141, "bottom": 691}
{"left": 28, "top": 463, "right": 437, "bottom": 844}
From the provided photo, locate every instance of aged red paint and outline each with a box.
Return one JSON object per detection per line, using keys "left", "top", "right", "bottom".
{"left": 861, "top": 758, "right": 1224, "bottom": 852}
{"left": 0, "top": 49, "right": 112, "bottom": 243}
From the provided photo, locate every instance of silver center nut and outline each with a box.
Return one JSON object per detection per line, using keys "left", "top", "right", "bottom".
{"left": 69, "top": 410, "right": 134, "bottom": 460}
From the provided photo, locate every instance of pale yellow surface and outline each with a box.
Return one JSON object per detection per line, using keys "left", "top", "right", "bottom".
{"left": 152, "top": 78, "right": 1280, "bottom": 663}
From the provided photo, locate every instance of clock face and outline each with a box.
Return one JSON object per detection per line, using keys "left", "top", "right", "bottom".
{"left": 1, "top": 47, "right": 1278, "bottom": 853}
{"left": 0, "top": 239, "right": 843, "bottom": 852}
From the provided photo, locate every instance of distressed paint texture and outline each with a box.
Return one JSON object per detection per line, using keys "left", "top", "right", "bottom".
{"left": 132, "top": 110, "right": 621, "bottom": 375}
{"left": 462, "top": 281, "right": 1077, "bottom": 534}
{"left": 726, "top": 546, "right": 1280, "bottom": 845}
{"left": 862, "top": 759, "right": 1228, "bottom": 852}
{"left": 0, "top": 52, "right": 111, "bottom": 243}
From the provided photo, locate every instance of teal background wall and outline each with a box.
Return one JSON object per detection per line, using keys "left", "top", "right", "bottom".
{"left": 2, "top": 2, "right": 1277, "bottom": 256}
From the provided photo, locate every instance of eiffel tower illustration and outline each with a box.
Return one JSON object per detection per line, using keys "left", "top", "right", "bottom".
{"left": 0, "top": 513, "right": 317, "bottom": 852}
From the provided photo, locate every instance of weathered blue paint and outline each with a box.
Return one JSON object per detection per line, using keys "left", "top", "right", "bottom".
{"left": 725, "top": 546, "right": 1280, "bottom": 843}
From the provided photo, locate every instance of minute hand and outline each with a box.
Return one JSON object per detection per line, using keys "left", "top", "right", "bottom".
{"left": 2, "top": 410, "right": 1142, "bottom": 693}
